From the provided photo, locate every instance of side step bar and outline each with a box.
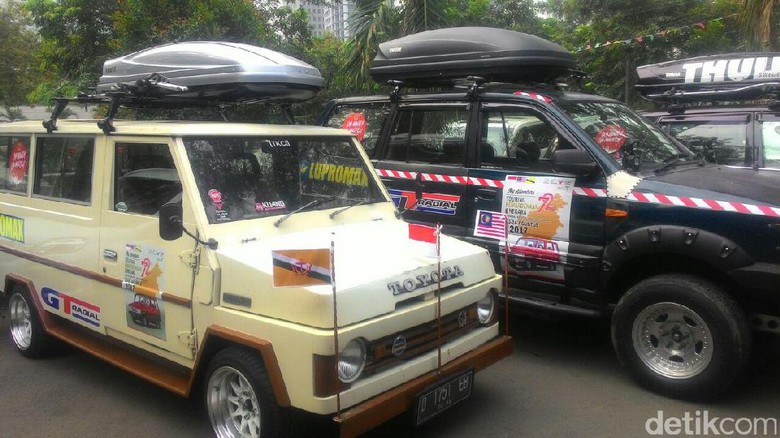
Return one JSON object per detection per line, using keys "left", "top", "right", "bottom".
{"left": 501, "top": 292, "right": 604, "bottom": 318}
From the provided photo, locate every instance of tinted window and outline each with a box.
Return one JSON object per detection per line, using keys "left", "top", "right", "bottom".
{"left": 33, "top": 137, "right": 94, "bottom": 203}
{"left": 184, "top": 136, "right": 384, "bottom": 224}
{"left": 386, "top": 108, "right": 468, "bottom": 164}
{"left": 662, "top": 118, "right": 748, "bottom": 165}
{"left": 325, "top": 103, "right": 391, "bottom": 156}
{"left": 114, "top": 143, "right": 181, "bottom": 215}
{"left": 761, "top": 120, "right": 780, "bottom": 168}
{"left": 0, "top": 136, "right": 30, "bottom": 194}
{"left": 480, "top": 110, "right": 557, "bottom": 168}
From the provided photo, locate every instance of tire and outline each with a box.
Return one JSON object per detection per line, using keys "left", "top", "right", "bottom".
{"left": 611, "top": 274, "right": 751, "bottom": 399}
{"left": 205, "top": 347, "right": 288, "bottom": 438}
{"left": 7, "top": 286, "right": 52, "bottom": 359}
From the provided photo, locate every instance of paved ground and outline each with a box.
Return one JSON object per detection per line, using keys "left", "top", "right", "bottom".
{"left": 1, "top": 310, "right": 779, "bottom": 437}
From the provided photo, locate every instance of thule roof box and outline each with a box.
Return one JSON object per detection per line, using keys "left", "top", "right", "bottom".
{"left": 43, "top": 41, "right": 325, "bottom": 134}
{"left": 636, "top": 53, "right": 780, "bottom": 103}
{"left": 369, "top": 27, "right": 576, "bottom": 85}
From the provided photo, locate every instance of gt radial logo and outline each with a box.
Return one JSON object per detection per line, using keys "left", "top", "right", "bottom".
{"left": 42, "top": 287, "right": 101, "bottom": 327}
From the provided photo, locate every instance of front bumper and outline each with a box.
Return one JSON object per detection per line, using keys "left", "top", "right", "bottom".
{"left": 335, "top": 334, "right": 513, "bottom": 438}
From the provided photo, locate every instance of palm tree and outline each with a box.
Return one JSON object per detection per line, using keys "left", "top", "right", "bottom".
{"left": 741, "top": 0, "right": 778, "bottom": 50}
{"left": 345, "top": 0, "right": 448, "bottom": 89}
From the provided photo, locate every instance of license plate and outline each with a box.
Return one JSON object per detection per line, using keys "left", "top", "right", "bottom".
{"left": 414, "top": 369, "right": 474, "bottom": 426}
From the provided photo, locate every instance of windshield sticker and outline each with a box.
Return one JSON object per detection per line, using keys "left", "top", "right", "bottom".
{"left": 123, "top": 243, "right": 166, "bottom": 339}
{"left": 42, "top": 287, "right": 101, "bottom": 327}
{"left": 595, "top": 125, "right": 627, "bottom": 154}
{"left": 388, "top": 189, "right": 460, "bottom": 215}
{"left": 0, "top": 213, "right": 24, "bottom": 243}
{"left": 265, "top": 139, "right": 292, "bottom": 149}
{"left": 300, "top": 161, "right": 369, "bottom": 187}
{"left": 208, "top": 189, "right": 224, "bottom": 209}
{"left": 256, "top": 200, "right": 287, "bottom": 212}
{"left": 9, "top": 140, "right": 29, "bottom": 185}
{"left": 342, "top": 112, "right": 367, "bottom": 141}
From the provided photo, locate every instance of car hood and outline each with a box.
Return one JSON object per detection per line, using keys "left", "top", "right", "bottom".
{"left": 638, "top": 165, "right": 780, "bottom": 207}
{"left": 214, "top": 219, "right": 496, "bottom": 328}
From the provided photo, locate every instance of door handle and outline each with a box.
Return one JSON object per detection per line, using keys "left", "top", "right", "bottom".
{"left": 475, "top": 189, "right": 497, "bottom": 201}
{"left": 103, "top": 249, "right": 118, "bottom": 261}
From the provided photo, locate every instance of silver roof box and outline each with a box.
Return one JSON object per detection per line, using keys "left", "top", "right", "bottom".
{"left": 96, "top": 41, "right": 325, "bottom": 103}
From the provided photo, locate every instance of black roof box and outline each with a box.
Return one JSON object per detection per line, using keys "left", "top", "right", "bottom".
{"left": 636, "top": 53, "right": 780, "bottom": 102}
{"left": 369, "top": 27, "right": 576, "bottom": 85}
{"left": 96, "top": 41, "right": 325, "bottom": 103}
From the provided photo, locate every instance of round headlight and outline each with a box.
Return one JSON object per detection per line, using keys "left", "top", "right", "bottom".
{"left": 477, "top": 291, "right": 496, "bottom": 325}
{"left": 338, "top": 338, "right": 367, "bottom": 383}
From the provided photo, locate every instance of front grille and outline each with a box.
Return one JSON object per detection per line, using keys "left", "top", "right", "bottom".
{"left": 362, "top": 304, "right": 479, "bottom": 376}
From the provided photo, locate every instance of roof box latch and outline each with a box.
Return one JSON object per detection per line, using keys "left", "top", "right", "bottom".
{"left": 466, "top": 76, "right": 487, "bottom": 100}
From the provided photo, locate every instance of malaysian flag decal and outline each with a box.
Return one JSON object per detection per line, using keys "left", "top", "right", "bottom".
{"left": 474, "top": 210, "right": 507, "bottom": 240}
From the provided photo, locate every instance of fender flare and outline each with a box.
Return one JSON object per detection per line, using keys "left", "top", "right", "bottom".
{"left": 602, "top": 225, "right": 754, "bottom": 286}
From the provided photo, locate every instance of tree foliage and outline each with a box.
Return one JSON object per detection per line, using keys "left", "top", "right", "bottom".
{"left": 0, "top": 1, "right": 39, "bottom": 108}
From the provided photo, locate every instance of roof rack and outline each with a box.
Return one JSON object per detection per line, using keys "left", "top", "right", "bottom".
{"left": 636, "top": 53, "right": 780, "bottom": 107}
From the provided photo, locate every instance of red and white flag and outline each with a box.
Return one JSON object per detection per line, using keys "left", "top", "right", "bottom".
{"left": 408, "top": 223, "right": 440, "bottom": 258}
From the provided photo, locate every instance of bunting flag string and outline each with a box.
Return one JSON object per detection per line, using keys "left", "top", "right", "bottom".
{"left": 575, "top": 14, "right": 737, "bottom": 53}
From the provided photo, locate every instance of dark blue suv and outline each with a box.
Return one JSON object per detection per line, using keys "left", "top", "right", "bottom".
{"left": 321, "top": 27, "right": 780, "bottom": 399}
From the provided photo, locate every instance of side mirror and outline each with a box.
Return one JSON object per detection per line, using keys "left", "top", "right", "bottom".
{"left": 552, "top": 149, "right": 598, "bottom": 176}
{"left": 159, "top": 202, "right": 183, "bottom": 241}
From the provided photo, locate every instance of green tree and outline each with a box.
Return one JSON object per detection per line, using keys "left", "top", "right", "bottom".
{"left": 740, "top": 0, "right": 779, "bottom": 50}
{"left": 0, "top": 1, "right": 39, "bottom": 108}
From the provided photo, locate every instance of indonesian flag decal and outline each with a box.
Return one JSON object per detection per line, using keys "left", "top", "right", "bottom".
{"left": 272, "top": 248, "right": 332, "bottom": 287}
{"left": 408, "top": 223, "right": 440, "bottom": 258}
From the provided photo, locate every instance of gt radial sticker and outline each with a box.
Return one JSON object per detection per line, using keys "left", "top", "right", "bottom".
{"left": 42, "top": 287, "right": 101, "bottom": 327}
{"left": 272, "top": 248, "right": 332, "bottom": 287}
{"left": 388, "top": 189, "right": 460, "bottom": 215}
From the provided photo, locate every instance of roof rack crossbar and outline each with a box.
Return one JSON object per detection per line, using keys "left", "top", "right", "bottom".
{"left": 643, "top": 82, "right": 780, "bottom": 102}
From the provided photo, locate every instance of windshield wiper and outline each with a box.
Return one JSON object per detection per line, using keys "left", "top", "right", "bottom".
{"left": 653, "top": 153, "right": 700, "bottom": 174}
{"left": 274, "top": 196, "right": 336, "bottom": 227}
{"left": 329, "top": 199, "right": 370, "bottom": 219}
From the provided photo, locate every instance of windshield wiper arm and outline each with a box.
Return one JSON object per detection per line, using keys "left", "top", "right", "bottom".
{"left": 274, "top": 196, "right": 336, "bottom": 227}
{"left": 329, "top": 199, "right": 369, "bottom": 219}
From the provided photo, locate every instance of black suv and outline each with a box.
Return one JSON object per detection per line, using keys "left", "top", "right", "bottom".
{"left": 321, "top": 27, "right": 780, "bottom": 399}
{"left": 637, "top": 53, "right": 780, "bottom": 169}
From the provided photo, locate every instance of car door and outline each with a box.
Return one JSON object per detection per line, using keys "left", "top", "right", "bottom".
{"left": 98, "top": 138, "right": 196, "bottom": 360}
{"left": 373, "top": 103, "right": 473, "bottom": 237}
{"left": 464, "top": 102, "right": 607, "bottom": 294}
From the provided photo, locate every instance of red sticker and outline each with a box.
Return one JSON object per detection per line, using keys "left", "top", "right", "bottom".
{"left": 595, "top": 125, "right": 627, "bottom": 153}
{"left": 8, "top": 141, "right": 28, "bottom": 185}
{"left": 342, "top": 113, "right": 367, "bottom": 141}
{"left": 208, "top": 189, "right": 223, "bottom": 209}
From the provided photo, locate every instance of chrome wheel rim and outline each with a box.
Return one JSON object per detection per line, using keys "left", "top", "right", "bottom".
{"left": 207, "top": 366, "right": 262, "bottom": 438}
{"left": 632, "top": 302, "right": 713, "bottom": 379}
{"left": 9, "top": 293, "right": 33, "bottom": 350}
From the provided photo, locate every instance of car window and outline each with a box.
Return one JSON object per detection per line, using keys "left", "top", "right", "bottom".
{"left": 114, "top": 143, "right": 181, "bottom": 215}
{"left": 480, "top": 110, "right": 558, "bottom": 168}
{"left": 33, "top": 137, "right": 95, "bottom": 204}
{"left": 660, "top": 117, "right": 748, "bottom": 165}
{"left": 558, "top": 101, "right": 687, "bottom": 172}
{"left": 324, "top": 103, "right": 391, "bottom": 156}
{"left": 184, "top": 136, "right": 385, "bottom": 224}
{"left": 386, "top": 108, "right": 468, "bottom": 164}
{"left": 0, "top": 136, "right": 30, "bottom": 194}
{"left": 761, "top": 119, "right": 780, "bottom": 168}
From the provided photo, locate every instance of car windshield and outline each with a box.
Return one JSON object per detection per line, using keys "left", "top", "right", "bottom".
{"left": 558, "top": 101, "right": 693, "bottom": 172}
{"left": 184, "top": 136, "right": 385, "bottom": 224}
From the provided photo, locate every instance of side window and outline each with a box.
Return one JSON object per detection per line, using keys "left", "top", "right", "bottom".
{"left": 33, "top": 137, "right": 94, "bottom": 203}
{"left": 0, "top": 136, "right": 31, "bottom": 194}
{"left": 761, "top": 119, "right": 780, "bottom": 168}
{"left": 325, "top": 104, "right": 391, "bottom": 156}
{"left": 661, "top": 117, "right": 748, "bottom": 165}
{"left": 114, "top": 143, "right": 181, "bottom": 215}
{"left": 386, "top": 108, "right": 468, "bottom": 164}
{"left": 480, "top": 110, "right": 558, "bottom": 168}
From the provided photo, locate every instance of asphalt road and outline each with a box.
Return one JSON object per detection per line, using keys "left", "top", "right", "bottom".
{"left": 2, "top": 310, "right": 779, "bottom": 438}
